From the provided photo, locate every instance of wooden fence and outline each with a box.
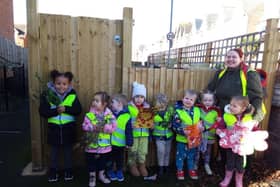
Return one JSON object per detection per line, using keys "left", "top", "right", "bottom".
{"left": 123, "top": 67, "right": 216, "bottom": 102}
{"left": 27, "top": 0, "right": 280, "bottom": 170}
{"left": 27, "top": 0, "right": 132, "bottom": 170}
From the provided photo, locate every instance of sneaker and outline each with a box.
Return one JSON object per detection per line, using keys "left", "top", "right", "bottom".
{"left": 48, "top": 169, "right": 58, "bottom": 182}
{"left": 204, "top": 164, "right": 213, "bottom": 175}
{"left": 189, "top": 170, "right": 198, "bottom": 180}
{"left": 116, "top": 170, "right": 124, "bottom": 182}
{"left": 176, "top": 170, "right": 184, "bottom": 180}
{"left": 107, "top": 170, "right": 117, "bottom": 181}
{"left": 89, "top": 172, "right": 96, "bottom": 187}
{"left": 99, "top": 170, "right": 111, "bottom": 184}
{"left": 64, "top": 169, "right": 74, "bottom": 181}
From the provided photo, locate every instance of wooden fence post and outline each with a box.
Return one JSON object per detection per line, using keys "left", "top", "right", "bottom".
{"left": 205, "top": 42, "right": 212, "bottom": 63}
{"left": 27, "top": 0, "right": 43, "bottom": 171}
{"left": 122, "top": 7, "right": 133, "bottom": 94}
{"left": 258, "top": 19, "right": 280, "bottom": 158}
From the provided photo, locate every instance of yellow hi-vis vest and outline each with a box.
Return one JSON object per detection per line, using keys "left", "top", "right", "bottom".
{"left": 48, "top": 94, "right": 76, "bottom": 125}
{"left": 175, "top": 107, "right": 200, "bottom": 143}
{"left": 201, "top": 109, "right": 218, "bottom": 140}
{"left": 153, "top": 110, "right": 173, "bottom": 139}
{"left": 111, "top": 113, "right": 131, "bottom": 147}
{"left": 223, "top": 113, "right": 253, "bottom": 129}
{"left": 218, "top": 68, "right": 266, "bottom": 114}
{"left": 86, "top": 112, "right": 111, "bottom": 148}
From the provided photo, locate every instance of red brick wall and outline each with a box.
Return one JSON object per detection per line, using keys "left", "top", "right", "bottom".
{"left": 0, "top": 0, "right": 14, "bottom": 41}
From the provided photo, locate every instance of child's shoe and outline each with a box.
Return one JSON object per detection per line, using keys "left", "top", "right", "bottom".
{"left": 99, "top": 170, "right": 111, "bottom": 184}
{"left": 235, "top": 172, "right": 244, "bottom": 187}
{"left": 107, "top": 170, "right": 117, "bottom": 181}
{"left": 204, "top": 164, "right": 213, "bottom": 175}
{"left": 64, "top": 168, "right": 73, "bottom": 181}
{"left": 176, "top": 170, "right": 184, "bottom": 180}
{"left": 220, "top": 170, "right": 233, "bottom": 187}
{"left": 116, "top": 170, "right": 124, "bottom": 182}
{"left": 48, "top": 168, "right": 58, "bottom": 182}
{"left": 89, "top": 172, "right": 96, "bottom": 187}
{"left": 189, "top": 170, "right": 198, "bottom": 180}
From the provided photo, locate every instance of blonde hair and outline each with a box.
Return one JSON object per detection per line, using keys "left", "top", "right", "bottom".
{"left": 231, "top": 95, "right": 255, "bottom": 114}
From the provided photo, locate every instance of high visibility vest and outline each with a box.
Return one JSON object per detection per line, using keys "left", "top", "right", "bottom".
{"left": 153, "top": 110, "right": 173, "bottom": 139}
{"left": 128, "top": 105, "right": 139, "bottom": 118}
{"left": 175, "top": 107, "right": 200, "bottom": 143}
{"left": 218, "top": 68, "right": 266, "bottom": 114}
{"left": 47, "top": 94, "right": 76, "bottom": 125}
{"left": 223, "top": 113, "right": 253, "bottom": 129}
{"left": 201, "top": 109, "right": 218, "bottom": 140}
{"left": 86, "top": 112, "right": 111, "bottom": 148}
{"left": 111, "top": 113, "right": 131, "bottom": 147}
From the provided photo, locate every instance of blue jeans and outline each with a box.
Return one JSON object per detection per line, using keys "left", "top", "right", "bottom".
{"left": 176, "top": 142, "right": 197, "bottom": 171}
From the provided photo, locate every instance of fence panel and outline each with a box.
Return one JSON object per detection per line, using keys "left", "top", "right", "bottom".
{"left": 123, "top": 67, "right": 216, "bottom": 102}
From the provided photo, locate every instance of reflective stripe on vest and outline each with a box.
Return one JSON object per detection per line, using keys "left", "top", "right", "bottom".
{"left": 223, "top": 113, "right": 253, "bottom": 129}
{"left": 218, "top": 68, "right": 266, "bottom": 114}
{"left": 152, "top": 113, "right": 173, "bottom": 138}
{"left": 111, "top": 113, "right": 130, "bottom": 147}
{"left": 86, "top": 112, "right": 111, "bottom": 148}
{"left": 175, "top": 107, "right": 200, "bottom": 143}
{"left": 133, "top": 128, "right": 149, "bottom": 137}
{"left": 47, "top": 94, "right": 76, "bottom": 125}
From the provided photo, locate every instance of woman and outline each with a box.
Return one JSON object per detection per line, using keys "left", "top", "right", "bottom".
{"left": 207, "top": 48, "right": 265, "bottom": 122}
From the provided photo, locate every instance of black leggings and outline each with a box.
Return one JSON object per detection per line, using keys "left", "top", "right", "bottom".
{"left": 86, "top": 152, "right": 110, "bottom": 172}
{"left": 225, "top": 149, "right": 245, "bottom": 173}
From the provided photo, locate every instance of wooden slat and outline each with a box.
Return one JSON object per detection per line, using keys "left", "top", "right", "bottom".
{"left": 122, "top": 8, "right": 133, "bottom": 93}
{"left": 27, "top": 0, "right": 43, "bottom": 170}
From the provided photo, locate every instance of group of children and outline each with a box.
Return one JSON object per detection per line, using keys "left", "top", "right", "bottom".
{"left": 39, "top": 69, "right": 264, "bottom": 187}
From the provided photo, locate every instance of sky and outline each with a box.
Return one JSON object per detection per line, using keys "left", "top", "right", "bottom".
{"left": 13, "top": 0, "right": 280, "bottom": 59}
{"left": 12, "top": 0, "right": 243, "bottom": 46}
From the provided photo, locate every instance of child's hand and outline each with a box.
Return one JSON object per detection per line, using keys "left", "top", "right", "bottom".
{"left": 95, "top": 125, "right": 103, "bottom": 132}
{"left": 184, "top": 129, "right": 190, "bottom": 136}
{"left": 198, "top": 121, "right": 205, "bottom": 132}
{"left": 57, "top": 106, "right": 65, "bottom": 114}
{"left": 217, "top": 117, "right": 222, "bottom": 122}
{"left": 125, "top": 146, "right": 131, "bottom": 150}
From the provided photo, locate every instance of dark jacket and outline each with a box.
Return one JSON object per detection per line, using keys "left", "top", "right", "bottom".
{"left": 114, "top": 107, "right": 133, "bottom": 147}
{"left": 39, "top": 88, "right": 82, "bottom": 145}
{"left": 207, "top": 67, "right": 264, "bottom": 122}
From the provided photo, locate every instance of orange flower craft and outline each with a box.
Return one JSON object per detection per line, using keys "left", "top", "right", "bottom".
{"left": 185, "top": 124, "right": 201, "bottom": 149}
{"left": 135, "top": 108, "right": 156, "bottom": 128}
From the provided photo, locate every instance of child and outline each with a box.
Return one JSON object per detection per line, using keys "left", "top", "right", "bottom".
{"left": 152, "top": 93, "right": 174, "bottom": 176}
{"left": 127, "top": 82, "right": 151, "bottom": 177}
{"left": 217, "top": 96, "right": 258, "bottom": 187}
{"left": 195, "top": 90, "right": 221, "bottom": 175}
{"left": 107, "top": 94, "right": 133, "bottom": 182}
{"left": 39, "top": 70, "right": 82, "bottom": 182}
{"left": 172, "top": 89, "right": 202, "bottom": 180}
{"left": 82, "top": 91, "right": 117, "bottom": 187}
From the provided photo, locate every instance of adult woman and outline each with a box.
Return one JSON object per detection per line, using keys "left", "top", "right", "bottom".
{"left": 207, "top": 48, "right": 265, "bottom": 186}
{"left": 207, "top": 48, "right": 265, "bottom": 122}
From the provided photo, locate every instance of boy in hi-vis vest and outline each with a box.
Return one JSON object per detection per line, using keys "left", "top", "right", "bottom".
{"left": 172, "top": 89, "right": 203, "bottom": 181}
{"left": 107, "top": 94, "right": 133, "bottom": 182}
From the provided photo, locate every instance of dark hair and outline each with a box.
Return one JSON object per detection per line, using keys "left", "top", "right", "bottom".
{"left": 229, "top": 48, "right": 244, "bottom": 58}
{"left": 200, "top": 90, "right": 216, "bottom": 102}
{"left": 231, "top": 95, "right": 255, "bottom": 114}
{"left": 50, "top": 69, "right": 74, "bottom": 82}
{"left": 94, "top": 91, "right": 110, "bottom": 106}
{"left": 111, "top": 94, "right": 128, "bottom": 106}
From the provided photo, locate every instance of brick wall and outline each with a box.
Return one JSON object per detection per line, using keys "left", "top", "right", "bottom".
{"left": 0, "top": 0, "right": 14, "bottom": 41}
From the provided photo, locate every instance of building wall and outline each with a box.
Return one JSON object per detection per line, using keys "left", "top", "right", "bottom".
{"left": 0, "top": 0, "right": 14, "bottom": 41}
